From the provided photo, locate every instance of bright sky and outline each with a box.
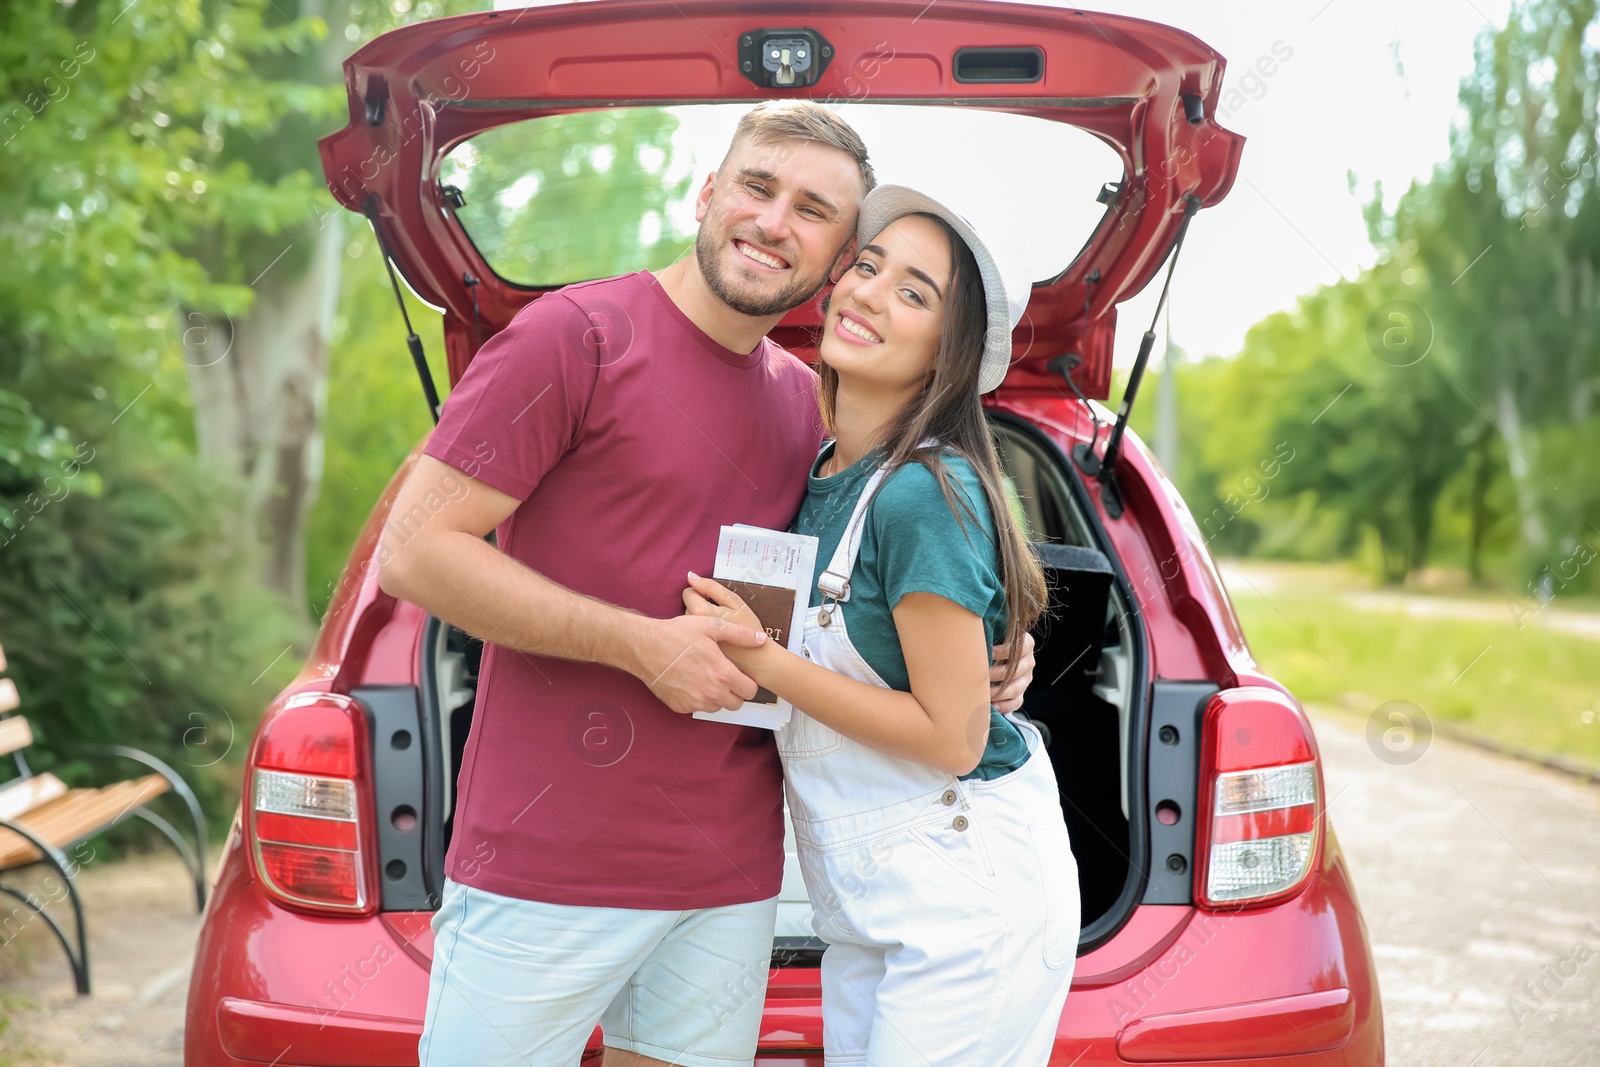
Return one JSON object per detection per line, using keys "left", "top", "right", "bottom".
{"left": 494, "top": 0, "right": 1519, "bottom": 362}
{"left": 1080, "top": 0, "right": 1517, "bottom": 363}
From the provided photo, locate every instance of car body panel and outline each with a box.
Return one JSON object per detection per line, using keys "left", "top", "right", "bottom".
{"left": 317, "top": 0, "right": 1244, "bottom": 399}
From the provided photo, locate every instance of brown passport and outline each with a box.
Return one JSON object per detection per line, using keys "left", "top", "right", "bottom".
{"left": 721, "top": 579, "right": 798, "bottom": 705}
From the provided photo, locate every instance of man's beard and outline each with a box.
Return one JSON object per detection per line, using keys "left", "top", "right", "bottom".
{"left": 695, "top": 227, "right": 829, "bottom": 318}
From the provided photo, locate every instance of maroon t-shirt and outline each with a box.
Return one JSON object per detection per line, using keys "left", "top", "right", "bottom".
{"left": 423, "top": 270, "right": 824, "bottom": 909}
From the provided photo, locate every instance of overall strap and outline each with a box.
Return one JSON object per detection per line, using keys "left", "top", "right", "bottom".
{"left": 815, "top": 465, "right": 891, "bottom": 604}
{"left": 815, "top": 440, "right": 943, "bottom": 606}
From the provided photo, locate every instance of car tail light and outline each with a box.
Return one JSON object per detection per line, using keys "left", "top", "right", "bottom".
{"left": 245, "top": 691, "right": 376, "bottom": 914}
{"left": 1194, "top": 687, "right": 1323, "bottom": 909}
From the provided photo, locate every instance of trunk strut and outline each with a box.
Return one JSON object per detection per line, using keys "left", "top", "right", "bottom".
{"left": 363, "top": 195, "right": 442, "bottom": 425}
{"left": 1073, "top": 191, "right": 1202, "bottom": 518}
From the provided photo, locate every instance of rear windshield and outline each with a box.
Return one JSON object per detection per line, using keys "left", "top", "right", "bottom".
{"left": 438, "top": 103, "right": 1121, "bottom": 289}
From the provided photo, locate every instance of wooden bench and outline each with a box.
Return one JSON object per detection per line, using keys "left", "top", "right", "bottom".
{"left": 0, "top": 642, "right": 207, "bottom": 994}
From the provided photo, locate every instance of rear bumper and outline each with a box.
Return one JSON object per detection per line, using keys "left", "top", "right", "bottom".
{"left": 188, "top": 830, "right": 1381, "bottom": 1066}
{"left": 1067, "top": 828, "right": 1383, "bottom": 1065}
{"left": 185, "top": 832, "right": 443, "bottom": 1067}
{"left": 1115, "top": 988, "right": 1353, "bottom": 1061}
{"left": 216, "top": 998, "right": 422, "bottom": 1066}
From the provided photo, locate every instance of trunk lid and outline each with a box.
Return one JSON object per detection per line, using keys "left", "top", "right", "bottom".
{"left": 319, "top": 0, "right": 1243, "bottom": 399}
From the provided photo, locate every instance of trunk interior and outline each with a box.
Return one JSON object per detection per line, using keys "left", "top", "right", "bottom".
{"left": 415, "top": 415, "right": 1145, "bottom": 956}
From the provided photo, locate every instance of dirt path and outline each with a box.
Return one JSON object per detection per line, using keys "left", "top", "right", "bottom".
{"left": 0, "top": 852, "right": 202, "bottom": 1066}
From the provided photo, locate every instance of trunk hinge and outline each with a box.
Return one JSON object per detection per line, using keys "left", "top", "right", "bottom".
{"left": 1048, "top": 268, "right": 1104, "bottom": 455}
{"left": 1072, "top": 192, "right": 1202, "bottom": 518}
{"left": 362, "top": 195, "right": 442, "bottom": 425}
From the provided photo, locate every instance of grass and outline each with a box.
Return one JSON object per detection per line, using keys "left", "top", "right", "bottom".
{"left": 1229, "top": 580, "right": 1600, "bottom": 766}
{"left": 0, "top": 990, "right": 41, "bottom": 1066}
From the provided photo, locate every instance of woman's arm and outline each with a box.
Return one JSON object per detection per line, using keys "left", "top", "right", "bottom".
{"left": 684, "top": 574, "right": 993, "bottom": 776}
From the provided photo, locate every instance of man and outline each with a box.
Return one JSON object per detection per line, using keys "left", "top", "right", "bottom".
{"left": 379, "top": 102, "right": 1035, "bottom": 1067}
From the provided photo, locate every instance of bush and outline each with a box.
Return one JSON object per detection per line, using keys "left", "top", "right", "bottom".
{"left": 0, "top": 374, "right": 304, "bottom": 845}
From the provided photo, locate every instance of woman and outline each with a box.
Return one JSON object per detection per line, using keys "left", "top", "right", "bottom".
{"left": 683, "top": 186, "right": 1079, "bottom": 1066}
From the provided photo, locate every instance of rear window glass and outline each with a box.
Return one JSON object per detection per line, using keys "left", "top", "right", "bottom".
{"left": 438, "top": 103, "right": 1121, "bottom": 289}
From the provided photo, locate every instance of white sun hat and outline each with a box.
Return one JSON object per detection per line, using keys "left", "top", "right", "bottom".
{"left": 854, "top": 184, "right": 1032, "bottom": 394}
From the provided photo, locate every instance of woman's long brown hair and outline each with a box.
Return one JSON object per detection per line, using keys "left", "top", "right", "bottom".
{"left": 817, "top": 213, "right": 1048, "bottom": 690}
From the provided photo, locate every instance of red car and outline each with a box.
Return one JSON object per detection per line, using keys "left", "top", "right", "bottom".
{"left": 184, "top": 2, "right": 1384, "bottom": 1063}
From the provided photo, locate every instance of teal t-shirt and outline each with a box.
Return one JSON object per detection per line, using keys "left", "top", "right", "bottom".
{"left": 792, "top": 441, "right": 1029, "bottom": 781}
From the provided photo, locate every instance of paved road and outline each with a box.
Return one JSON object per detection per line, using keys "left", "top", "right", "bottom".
{"left": 1309, "top": 705, "right": 1600, "bottom": 1066}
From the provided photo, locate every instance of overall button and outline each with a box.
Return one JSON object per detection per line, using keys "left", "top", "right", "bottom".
{"left": 941, "top": 789, "right": 958, "bottom": 806}
{"left": 952, "top": 815, "right": 969, "bottom": 832}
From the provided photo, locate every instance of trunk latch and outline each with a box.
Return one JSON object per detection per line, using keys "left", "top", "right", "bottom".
{"left": 739, "top": 28, "right": 833, "bottom": 89}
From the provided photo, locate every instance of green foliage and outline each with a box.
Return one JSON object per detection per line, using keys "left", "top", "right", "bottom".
{"left": 1380, "top": 0, "right": 1600, "bottom": 586}
{"left": 441, "top": 108, "right": 696, "bottom": 287}
{"left": 0, "top": 0, "right": 361, "bottom": 836}
{"left": 0, "top": 439, "right": 303, "bottom": 838}
{"left": 1262, "top": 267, "right": 1475, "bottom": 583}
{"left": 305, "top": 233, "right": 444, "bottom": 620}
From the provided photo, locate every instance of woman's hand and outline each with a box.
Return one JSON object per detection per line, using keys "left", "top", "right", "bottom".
{"left": 682, "top": 573, "right": 774, "bottom": 675}
{"left": 682, "top": 572, "right": 762, "bottom": 630}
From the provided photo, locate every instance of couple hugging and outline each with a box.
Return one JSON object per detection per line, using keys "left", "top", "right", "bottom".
{"left": 380, "top": 100, "right": 1079, "bottom": 1067}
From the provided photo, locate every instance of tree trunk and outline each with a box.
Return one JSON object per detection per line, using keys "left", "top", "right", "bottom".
{"left": 1567, "top": 258, "right": 1593, "bottom": 423}
{"left": 1375, "top": 520, "right": 1408, "bottom": 585}
{"left": 1154, "top": 325, "right": 1181, "bottom": 478}
{"left": 1408, "top": 488, "right": 1435, "bottom": 578}
{"left": 183, "top": 214, "right": 344, "bottom": 625}
{"left": 1467, "top": 432, "right": 1494, "bottom": 586}
{"left": 1495, "top": 380, "right": 1548, "bottom": 554}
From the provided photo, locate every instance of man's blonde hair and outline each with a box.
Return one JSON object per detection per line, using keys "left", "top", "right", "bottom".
{"left": 722, "top": 101, "right": 876, "bottom": 193}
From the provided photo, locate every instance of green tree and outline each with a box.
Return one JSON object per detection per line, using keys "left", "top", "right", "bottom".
{"left": 1383, "top": 0, "right": 1600, "bottom": 581}
{"left": 305, "top": 235, "right": 443, "bottom": 620}
{"left": 0, "top": 0, "right": 381, "bottom": 829}
{"left": 1263, "top": 269, "right": 1474, "bottom": 583}
{"left": 1130, "top": 0, "right": 1598, "bottom": 590}
{"left": 441, "top": 108, "right": 695, "bottom": 286}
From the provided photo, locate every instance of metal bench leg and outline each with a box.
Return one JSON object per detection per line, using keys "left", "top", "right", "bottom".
{"left": 0, "top": 882, "right": 87, "bottom": 994}
{"left": 130, "top": 807, "right": 206, "bottom": 913}
{"left": 85, "top": 744, "right": 208, "bottom": 911}
{"left": 0, "top": 819, "right": 90, "bottom": 994}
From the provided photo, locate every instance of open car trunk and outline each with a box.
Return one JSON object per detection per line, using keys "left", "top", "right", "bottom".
{"left": 409, "top": 413, "right": 1146, "bottom": 957}
{"left": 319, "top": 0, "right": 1244, "bottom": 402}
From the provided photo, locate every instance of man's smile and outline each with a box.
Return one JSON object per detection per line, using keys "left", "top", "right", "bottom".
{"left": 733, "top": 238, "right": 791, "bottom": 271}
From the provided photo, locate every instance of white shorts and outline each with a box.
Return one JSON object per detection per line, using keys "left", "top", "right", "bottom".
{"left": 417, "top": 879, "right": 779, "bottom": 1067}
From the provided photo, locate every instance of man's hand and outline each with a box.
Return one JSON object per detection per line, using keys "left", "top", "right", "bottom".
{"left": 632, "top": 615, "right": 768, "bottom": 715}
{"left": 990, "top": 631, "right": 1036, "bottom": 713}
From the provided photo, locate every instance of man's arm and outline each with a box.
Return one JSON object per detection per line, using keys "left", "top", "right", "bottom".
{"left": 989, "top": 631, "right": 1035, "bottom": 713}
{"left": 376, "top": 454, "right": 767, "bottom": 714}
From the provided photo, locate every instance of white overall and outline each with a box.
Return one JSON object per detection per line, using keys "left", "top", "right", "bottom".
{"left": 777, "top": 462, "right": 1081, "bottom": 1066}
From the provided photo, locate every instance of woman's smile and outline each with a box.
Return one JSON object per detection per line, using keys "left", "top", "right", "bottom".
{"left": 834, "top": 309, "right": 883, "bottom": 345}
